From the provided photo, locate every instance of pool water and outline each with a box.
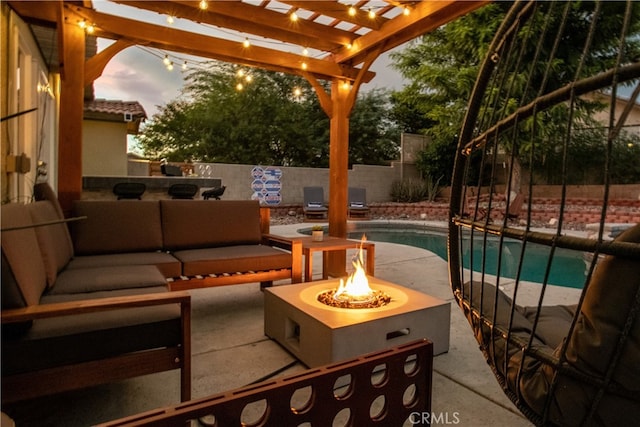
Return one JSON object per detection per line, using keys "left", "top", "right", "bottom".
{"left": 347, "top": 229, "right": 587, "bottom": 289}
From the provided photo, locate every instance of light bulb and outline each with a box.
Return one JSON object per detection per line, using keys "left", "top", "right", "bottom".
{"left": 237, "top": 69, "right": 245, "bottom": 77}
{"left": 78, "top": 20, "right": 86, "bottom": 29}
{"left": 290, "top": 12, "right": 298, "bottom": 22}
{"left": 348, "top": 6, "right": 356, "bottom": 17}
{"left": 302, "top": 47, "right": 309, "bottom": 56}
{"left": 166, "top": 15, "right": 174, "bottom": 24}
{"left": 368, "top": 9, "right": 376, "bottom": 19}
{"left": 163, "top": 55, "right": 171, "bottom": 66}
{"left": 199, "top": 0, "right": 208, "bottom": 10}
{"left": 236, "top": 83, "right": 244, "bottom": 91}
{"left": 86, "top": 23, "right": 95, "bottom": 34}
{"left": 182, "top": 61, "right": 188, "bottom": 70}
{"left": 403, "top": 6, "right": 410, "bottom": 16}
{"left": 301, "top": 62, "right": 308, "bottom": 70}
{"left": 243, "top": 38, "right": 250, "bottom": 48}
{"left": 293, "top": 87, "right": 302, "bottom": 97}
{"left": 245, "top": 75, "right": 252, "bottom": 83}
{"left": 167, "top": 62, "right": 174, "bottom": 71}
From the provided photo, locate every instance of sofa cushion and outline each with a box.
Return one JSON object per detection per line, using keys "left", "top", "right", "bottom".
{"left": 161, "top": 200, "right": 262, "bottom": 250}
{"left": 511, "top": 224, "right": 640, "bottom": 423}
{"left": 520, "top": 304, "right": 576, "bottom": 350}
{"left": 48, "top": 265, "right": 167, "bottom": 295}
{"left": 67, "top": 252, "right": 182, "bottom": 278}
{"left": 28, "top": 201, "right": 74, "bottom": 288}
{"left": 1, "top": 204, "right": 47, "bottom": 307}
{"left": 71, "top": 201, "right": 163, "bottom": 255}
{"left": 173, "top": 245, "right": 292, "bottom": 277}
{"left": 3, "top": 287, "right": 180, "bottom": 376}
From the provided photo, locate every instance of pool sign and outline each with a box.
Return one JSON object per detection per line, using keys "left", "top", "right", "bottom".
{"left": 251, "top": 166, "right": 282, "bottom": 205}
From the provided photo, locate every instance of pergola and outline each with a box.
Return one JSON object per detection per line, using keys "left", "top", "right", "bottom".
{"left": 7, "top": 0, "right": 487, "bottom": 272}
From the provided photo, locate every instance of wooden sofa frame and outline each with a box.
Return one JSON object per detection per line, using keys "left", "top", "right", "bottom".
{"left": 1, "top": 291, "right": 191, "bottom": 404}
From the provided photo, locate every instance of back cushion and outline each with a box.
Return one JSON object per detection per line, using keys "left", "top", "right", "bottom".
{"left": 1, "top": 203, "right": 47, "bottom": 307}
{"left": 161, "top": 200, "right": 262, "bottom": 250}
{"left": 28, "top": 201, "right": 74, "bottom": 288}
{"left": 564, "top": 223, "right": 640, "bottom": 392}
{"left": 71, "top": 201, "right": 163, "bottom": 255}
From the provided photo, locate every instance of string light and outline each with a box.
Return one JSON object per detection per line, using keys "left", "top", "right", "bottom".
{"left": 403, "top": 6, "right": 410, "bottom": 16}
{"left": 293, "top": 87, "right": 302, "bottom": 97}
{"left": 163, "top": 54, "right": 171, "bottom": 66}
{"left": 78, "top": 20, "right": 95, "bottom": 34}
{"left": 166, "top": 15, "right": 174, "bottom": 24}
{"left": 290, "top": 11, "right": 298, "bottom": 22}
{"left": 243, "top": 38, "right": 251, "bottom": 48}
{"left": 182, "top": 61, "right": 188, "bottom": 71}
{"left": 236, "top": 82, "right": 244, "bottom": 91}
{"left": 301, "top": 62, "right": 308, "bottom": 70}
{"left": 237, "top": 69, "right": 245, "bottom": 77}
{"left": 167, "top": 61, "right": 174, "bottom": 71}
{"left": 199, "top": 0, "right": 208, "bottom": 10}
{"left": 348, "top": 6, "right": 356, "bottom": 17}
{"left": 302, "top": 47, "right": 309, "bottom": 56}
{"left": 346, "top": 43, "right": 353, "bottom": 50}
{"left": 368, "top": 9, "right": 376, "bottom": 19}
{"left": 245, "top": 74, "right": 252, "bottom": 83}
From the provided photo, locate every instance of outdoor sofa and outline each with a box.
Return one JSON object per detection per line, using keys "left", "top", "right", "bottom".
{"left": 1, "top": 185, "right": 302, "bottom": 404}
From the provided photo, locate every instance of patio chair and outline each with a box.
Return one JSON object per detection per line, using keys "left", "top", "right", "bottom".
{"left": 112, "top": 182, "right": 145, "bottom": 200}
{"left": 347, "top": 187, "right": 370, "bottom": 220}
{"left": 168, "top": 183, "right": 199, "bottom": 199}
{"left": 303, "top": 186, "right": 328, "bottom": 220}
{"left": 447, "top": 2, "right": 640, "bottom": 425}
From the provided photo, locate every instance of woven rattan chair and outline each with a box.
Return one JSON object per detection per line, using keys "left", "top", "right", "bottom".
{"left": 448, "top": 1, "right": 640, "bottom": 425}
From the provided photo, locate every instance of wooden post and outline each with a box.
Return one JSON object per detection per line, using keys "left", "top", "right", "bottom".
{"left": 57, "top": 13, "right": 85, "bottom": 214}
{"left": 325, "top": 79, "right": 352, "bottom": 277}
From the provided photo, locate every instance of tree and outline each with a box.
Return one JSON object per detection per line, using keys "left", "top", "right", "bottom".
{"left": 389, "top": 1, "right": 640, "bottom": 186}
{"left": 135, "top": 62, "right": 400, "bottom": 167}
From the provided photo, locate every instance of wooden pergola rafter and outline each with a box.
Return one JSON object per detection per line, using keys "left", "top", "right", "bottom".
{"left": 7, "top": 0, "right": 488, "bottom": 275}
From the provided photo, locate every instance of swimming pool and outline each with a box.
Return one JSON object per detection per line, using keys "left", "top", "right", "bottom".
{"left": 303, "top": 224, "right": 587, "bottom": 289}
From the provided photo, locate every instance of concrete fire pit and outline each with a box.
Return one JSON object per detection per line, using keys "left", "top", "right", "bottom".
{"left": 264, "top": 278, "right": 450, "bottom": 367}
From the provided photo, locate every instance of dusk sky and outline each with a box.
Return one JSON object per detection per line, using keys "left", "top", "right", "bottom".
{"left": 91, "top": 1, "right": 409, "bottom": 120}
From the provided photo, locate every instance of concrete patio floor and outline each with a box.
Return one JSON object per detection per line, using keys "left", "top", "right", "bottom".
{"left": 3, "top": 221, "right": 584, "bottom": 426}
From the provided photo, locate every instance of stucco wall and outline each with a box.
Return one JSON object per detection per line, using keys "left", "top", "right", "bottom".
{"left": 194, "top": 162, "right": 412, "bottom": 204}
{"left": 83, "top": 120, "right": 128, "bottom": 176}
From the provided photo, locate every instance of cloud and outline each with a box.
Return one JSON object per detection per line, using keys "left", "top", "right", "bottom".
{"left": 93, "top": 47, "right": 185, "bottom": 117}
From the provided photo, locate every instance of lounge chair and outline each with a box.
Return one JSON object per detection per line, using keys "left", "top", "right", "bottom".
{"left": 303, "top": 186, "right": 328, "bottom": 221}
{"left": 347, "top": 187, "right": 370, "bottom": 220}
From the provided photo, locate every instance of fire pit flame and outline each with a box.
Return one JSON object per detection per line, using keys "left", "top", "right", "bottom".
{"left": 317, "top": 236, "right": 391, "bottom": 309}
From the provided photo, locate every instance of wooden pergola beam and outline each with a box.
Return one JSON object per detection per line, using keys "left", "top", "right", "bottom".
{"left": 114, "top": 0, "right": 350, "bottom": 53}
{"left": 64, "top": 4, "right": 375, "bottom": 82}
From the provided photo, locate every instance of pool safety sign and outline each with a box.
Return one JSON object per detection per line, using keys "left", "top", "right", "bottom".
{"left": 251, "top": 166, "right": 282, "bottom": 206}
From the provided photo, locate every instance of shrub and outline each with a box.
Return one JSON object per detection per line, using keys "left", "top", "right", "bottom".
{"left": 391, "top": 179, "right": 428, "bottom": 202}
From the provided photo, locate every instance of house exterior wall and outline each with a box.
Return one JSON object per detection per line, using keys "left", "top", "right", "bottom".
{"left": 82, "top": 119, "right": 128, "bottom": 176}
{"left": 1, "top": 5, "right": 58, "bottom": 203}
{"left": 585, "top": 91, "right": 640, "bottom": 136}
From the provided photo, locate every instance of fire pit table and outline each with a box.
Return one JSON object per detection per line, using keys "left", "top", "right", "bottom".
{"left": 264, "top": 278, "right": 450, "bottom": 367}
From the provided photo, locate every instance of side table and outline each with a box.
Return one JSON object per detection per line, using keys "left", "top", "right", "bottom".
{"left": 299, "top": 236, "right": 375, "bottom": 282}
